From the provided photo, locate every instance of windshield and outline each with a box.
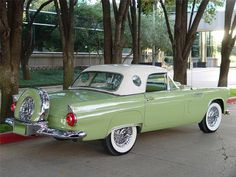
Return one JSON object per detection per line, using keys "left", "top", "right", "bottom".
{"left": 72, "top": 71, "right": 123, "bottom": 92}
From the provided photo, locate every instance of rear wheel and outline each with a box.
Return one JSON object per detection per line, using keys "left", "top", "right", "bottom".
{"left": 103, "top": 126, "right": 137, "bottom": 156}
{"left": 198, "top": 102, "right": 222, "bottom": 133}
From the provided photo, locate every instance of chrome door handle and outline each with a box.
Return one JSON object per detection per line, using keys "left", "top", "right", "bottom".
{"left": 146, "top": 97, "right": 154, "bottom": 101}
{"left": 193, "top": 93, "right": 203, "bottom": 97}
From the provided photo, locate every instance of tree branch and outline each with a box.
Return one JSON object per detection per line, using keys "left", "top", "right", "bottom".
{"left": 159, "top": 0, "right": 173, "bottom": 45}
{"left": 188, "top": 0, "right": 196, "bottom": 30}
{"left": 230, "top": 14, "right": 236, "bottom": 34}
{"left": 184, "top": 0, "right": 209, "bottom": 58}
{"left": 224, "top": 0, "right": 236, "bottom": 34}
{"left": 112, "top": 0, "right": 118, "bottom": 23}
{"left": 128, "top": 10, "right": 132, "bottom": 35}
{"left": 28, "top": 0, "right": 53, "bottom": 28}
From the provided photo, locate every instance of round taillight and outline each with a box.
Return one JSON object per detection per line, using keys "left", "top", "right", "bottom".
{"left": 11, "top": 102, "right": 16, "bottom": 112}
{"left": 66, "top": 112, "right": 77, "bottom": 126}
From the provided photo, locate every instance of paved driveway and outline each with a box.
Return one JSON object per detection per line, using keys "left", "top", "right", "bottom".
{"left": 0, "top": 104, "right": 235, "bottom": 177}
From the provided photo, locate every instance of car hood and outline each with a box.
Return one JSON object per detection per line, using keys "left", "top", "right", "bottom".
{"left": 48, "top": 89, "right": 115, "bottom": 118}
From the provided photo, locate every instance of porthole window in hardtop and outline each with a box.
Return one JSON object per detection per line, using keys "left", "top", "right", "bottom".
{"left": 72, "top": 72, "right": 123, "bottom": 91}
{"left": 146, "top": 73, "right": 168, "bottom": 92}
{"left": 132, "top": 75, "right": 142, "bottom": 87}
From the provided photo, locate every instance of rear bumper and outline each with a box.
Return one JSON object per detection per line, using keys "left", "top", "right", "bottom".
{"left": 5, "top": 118, "right": 86, "bottom": 140}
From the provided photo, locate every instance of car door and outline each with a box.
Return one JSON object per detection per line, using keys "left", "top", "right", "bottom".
{"left": 144, "top": 73, "right": 187, "bottom": 131}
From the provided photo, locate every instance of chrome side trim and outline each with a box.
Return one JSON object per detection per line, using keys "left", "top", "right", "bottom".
{"left": 5, "top": 118, "right": 86, "bottom": 140}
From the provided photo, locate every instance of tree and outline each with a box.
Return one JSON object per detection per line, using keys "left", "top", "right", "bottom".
{"left": 160, "top": 0, "right": 210, "bottom": 84}
{"left": 54, "top": 0, "right": 77, "bottom": 89}
{"left": 101, "top": 0, "right": 112, "bottom": 64}
{"left": 140, "top": 12, "right": 172, "bottom": 55}
{"left": 0, "top": 0, "right": 24, "bottom": 123}
{"left": 128, "top": 0, "right": 141, "bottom": 64}
{"left": 21, "top": 0, "right": 54, "bottom": 80}
{"left": 112, "top": 0, "right": 130, "bottom": 64}
{"left": 218, "top": 0, "right": 236, "bottom": 87}
{"left": 74, "top": 2, "right": 103, "bottom": 55}
{"left": 102, "top": 0, "right": 130, "bottom": 64}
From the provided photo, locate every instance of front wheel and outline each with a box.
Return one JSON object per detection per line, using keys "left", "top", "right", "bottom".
{"left": 198, "top": 102, "right": 222, "bottom": 133}
{"left": 103, "top": 126, "right": 137, "bottom": 156}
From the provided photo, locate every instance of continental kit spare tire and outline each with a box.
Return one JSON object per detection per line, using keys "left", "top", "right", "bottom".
{"left": 14, "top": 88, "right": 50, "bottom": 122}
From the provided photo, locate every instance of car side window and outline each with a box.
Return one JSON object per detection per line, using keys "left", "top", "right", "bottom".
{"left": 146, "top": 73, "right": 168, "bottom": 92}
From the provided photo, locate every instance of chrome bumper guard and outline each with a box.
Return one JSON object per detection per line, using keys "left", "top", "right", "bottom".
{"left": 5, "top": 118, "right": 86, "bottom": 140}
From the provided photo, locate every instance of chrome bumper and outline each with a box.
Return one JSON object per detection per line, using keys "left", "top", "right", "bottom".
{"left": 5, "top": 118, "right": 86, "bottom": 140}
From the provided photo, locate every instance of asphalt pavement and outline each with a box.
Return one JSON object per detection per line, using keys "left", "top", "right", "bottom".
{"left": 0, "top": 104, "right": 235, "bottom": 177}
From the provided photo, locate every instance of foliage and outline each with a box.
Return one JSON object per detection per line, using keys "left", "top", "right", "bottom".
{"left": 74, "top": 2, "right": 103, "bottom": 52}
{"left": 142, "top": 0, "right": 223, "bottom": 23}
{"left": 230, "top": 89, "right": 236, "bottom": 97}
{"left": 140, "top": 13, "right": 172, "bottom": 53}
{"left": 30, "top": 0, "right": 55, "bottom": 11}
{"left": 19, "top": 68, "right": 82, "bottom": 87}
{"left": 0, "top": 124, "right": 12, "bottom": 133}
{"left": 200, "top": 0, "right": 224, "bottom": 23}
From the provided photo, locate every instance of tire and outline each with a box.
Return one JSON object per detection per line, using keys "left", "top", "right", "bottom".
{"left": 102, "top": 126, "right": 137, "bottom": 156}
{"left": 198, "top": 102, "right": 222, "bottom": 133}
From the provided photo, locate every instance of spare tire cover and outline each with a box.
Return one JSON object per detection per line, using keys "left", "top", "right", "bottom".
{"left": 14, "top": 88, "right": 50, "bottom": 122}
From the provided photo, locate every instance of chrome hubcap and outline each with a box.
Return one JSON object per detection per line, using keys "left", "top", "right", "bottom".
{"left": 207, "top": 106, "right": 219, "bottom": 127}
{"left": 114, "top": 127, "right": 133, "bottom": 147}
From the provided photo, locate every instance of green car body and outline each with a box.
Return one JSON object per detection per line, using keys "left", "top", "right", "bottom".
{"left": 41, "top": 87, "right": 228, "bottom": 141}
{"left": 7, "top": 65, "right": 230, "bottom": 155}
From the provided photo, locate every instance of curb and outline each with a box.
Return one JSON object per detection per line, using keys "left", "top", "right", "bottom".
{"left": 0, "top": 132, "right": 41, "bottom": 145}
{"left": 227, "top": 97, "right": 236, "bottom": 104}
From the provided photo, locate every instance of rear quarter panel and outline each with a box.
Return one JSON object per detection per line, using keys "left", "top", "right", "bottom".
{"left": 72, "top": 94, "right": 145, "bottom": 141}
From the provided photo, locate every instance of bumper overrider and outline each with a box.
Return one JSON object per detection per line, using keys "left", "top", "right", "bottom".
{"left": 5, "top": 118, "right": 86, "bottom": 140}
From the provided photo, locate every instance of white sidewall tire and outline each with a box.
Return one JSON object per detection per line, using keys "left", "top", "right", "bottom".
{"left": 205, "top": 103, "right": 222, "bottom": 131}
{"left": 110, "top": 126, "right": 137, "bottom": 154}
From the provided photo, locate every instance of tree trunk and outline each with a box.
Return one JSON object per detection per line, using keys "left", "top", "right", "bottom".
{"left": 137, "top": 0, "right": 141, "bottom": 62}
{"left": 112, "top": 0, "right": 130, "bottom": 64}
{"left": 101, "top": 0, "right": 112, "bottom": 64}
{"left": 22, "top": 62, "right": 31, "bottom": 80}
{"left": 1, "top": 69, "right": 19, "bottom": 123}
{"left": 112, "top": 40, "right": 123, "bottom": 64}
{"left": 160, "top": 0, "right": 209, "bottom": 85}
{"left": 218, "top": 0, "right": 236, "bottom": 87}
{"left": 173, "top": 56, "right": 188, "bottom": 84}
{"left": 218, "top": 52, "right": 230, "bottom": 87}
{"left": 0, "top": 0, "right": 24, "bottom": 123}
{"left": 54, "top": 0, "right": 76, "bottom": 90}
{"left": 129, "top": 0, "right": 138, "bottom": 64}
{"left": 63, "top": 43, "right": 74, "bottom": 89}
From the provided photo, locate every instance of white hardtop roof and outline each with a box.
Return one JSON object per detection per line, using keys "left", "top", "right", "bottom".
{"left": 83, "top": 64, "right": 168, "bottom": 95}
{"left": 84, "top": 64, "right": 167, "bottom": 74}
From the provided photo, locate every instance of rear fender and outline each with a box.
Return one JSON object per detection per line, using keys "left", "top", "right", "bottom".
{"left": 106, "top": 111, "right": 143, "bottom": 136}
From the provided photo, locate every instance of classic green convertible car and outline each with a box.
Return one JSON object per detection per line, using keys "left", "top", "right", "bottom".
{"left": 6, "top": 64, "right": 230, "bottom": 155}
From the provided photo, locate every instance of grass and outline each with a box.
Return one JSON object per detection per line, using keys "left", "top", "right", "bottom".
{"left": 0, "top": 123, "right": 12, "bottom": 133}
{"left": 19, "top": 68, "right": 82, "bottom": 87}
{"left": 230, "top": 88, "right": 236, "bottom": 97}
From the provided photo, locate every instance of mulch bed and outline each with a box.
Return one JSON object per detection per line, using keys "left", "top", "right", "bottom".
{"left": 0, "top": 132, "right": 41, "bottom": 144}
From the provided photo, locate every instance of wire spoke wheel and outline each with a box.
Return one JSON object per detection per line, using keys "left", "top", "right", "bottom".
{"left": 103, "top": 126, "right": 137, "bottom": 155}
{"left": 199, "top": 102, "right": 222, "bottom": 133}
